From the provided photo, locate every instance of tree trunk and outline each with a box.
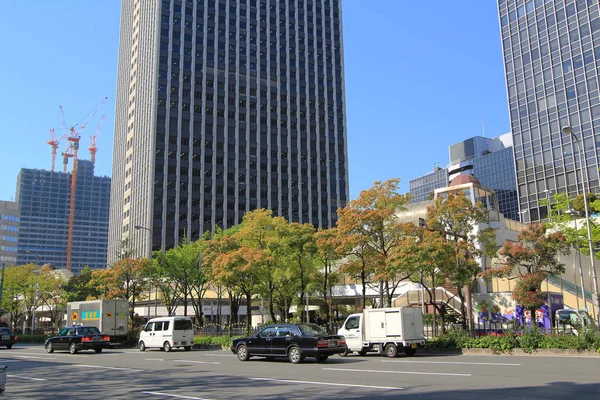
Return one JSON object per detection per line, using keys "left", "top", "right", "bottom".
{"left": 246, "top": 292, "right": 252, "bottom": 333}
{"left": 269, "top": 288, "right": 277, "bottom": 322}
{"left": 458, "top": 287, "right": 467, "bottom": 330}
{"left": 361, "top": 266, "right": 367, "bottom": 310}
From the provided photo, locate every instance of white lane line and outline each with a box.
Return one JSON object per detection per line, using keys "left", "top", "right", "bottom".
{"left": 382, "top": 360, "right": 521, "bottom": 367}
{"left": 323, "top": 367, "right": 471, "bottom": 377}
{"left": 74, "top": 364, "right": 145, "bottom": 372}
{"left": 14, "top": 355, "right": 56, "bottom": 360}
{"left": 249, "top": 377, "right": 404, "bottom": 391}
{"left": 8, "top": 375, "right": 46, "bottom": 381}
{"left": 173, "top": 359, "right": 221, "bottom": 365}
{"left": 142, "top": 391, "right": 212, "bottom": 400}
{"left": 145, "top": 358, "right": 165, "bottom": 361}
{"left": 12, "top": 351, "right": 89, "bottom": 358}
{"left": 0, "top": 360, "right": 24, "bottom": 363}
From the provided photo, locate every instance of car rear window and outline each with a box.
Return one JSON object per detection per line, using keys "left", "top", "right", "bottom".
{"left": 297, "top": 324, "right": 327, "bottom": 335}
{"left": 78, "top": 327, "right": 101, "bottom": 335}
{"left": 174, "top": 319, "right": 193, "bottom": 331}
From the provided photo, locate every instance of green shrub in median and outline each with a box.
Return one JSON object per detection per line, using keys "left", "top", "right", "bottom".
{"left": 193, "top": 336, "right": 236, "bottom": 349}
{"left": 427, "top": 326, "right": 600, "bottom": 354}
{"left": 16, "top": 334, "right": 47, "bottom": 343}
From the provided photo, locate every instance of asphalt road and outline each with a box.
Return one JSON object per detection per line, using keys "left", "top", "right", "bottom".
{"left": 0, "top": 344, "right": 598, "bottom": 399}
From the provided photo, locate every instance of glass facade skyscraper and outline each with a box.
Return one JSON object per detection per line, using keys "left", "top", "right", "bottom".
{"left": 15, "top": 161, "right": 111, "bottom": 273}
{"left": 0, "top": 201, "right": 20, "bottom": 265}
{"left": 498, "top": 0, "right": 600, "bottom": 222}
{"left": 409, "top": 135, "right": 519, "bottom": 221}
{"left": 109, "top": 0, "right": 349, "bottom": 262}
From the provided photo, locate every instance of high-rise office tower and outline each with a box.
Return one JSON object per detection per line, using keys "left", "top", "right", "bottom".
{"left": 498, "top": 0, "right": 600, "bottom": 222}
{"left": 109, "top": 0, "right": 349, "bottom": 262}
{"left": 0, "top": 201, "right": 20, "bottom": 265}
{"left": 16, "top": 161, "right": 111, "bottom": 273}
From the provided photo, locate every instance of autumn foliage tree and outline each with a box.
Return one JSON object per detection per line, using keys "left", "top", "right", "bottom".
{"left": 426, "top": 191, "right": 497, "bottom": 327}
{"left": 336, "top": 178, "right": 411, "bottom": 307}
{"left": 483, "top": 222, "right": 571, "bottom": 317}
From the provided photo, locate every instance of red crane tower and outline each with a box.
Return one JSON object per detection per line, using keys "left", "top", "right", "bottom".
{"left": 64, "top": 97, "right": 108, "bottom": 271}
{"left": 61, "top": 144, "right": 74, "bottom": 173}
{"left": 88, "top": 114, "right": 106, "bottom": 165}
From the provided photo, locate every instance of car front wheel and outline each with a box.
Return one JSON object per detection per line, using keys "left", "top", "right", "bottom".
{"left": 46, "top": 343, "right": 54, "bottom": 353}
{"left": 138, "top": 341, "right": 146, "bottom": 352}
{"left": 288, "top": 346, "right": 303, "bottom": 364}
{"left": 237, "top": 344, "right": 250, "bottom": 361}
{"left": 69, "top": 342, "right": 78, "bottom": 354}
{"left": 163, "top": 341, "right": 172, "bottom": 352}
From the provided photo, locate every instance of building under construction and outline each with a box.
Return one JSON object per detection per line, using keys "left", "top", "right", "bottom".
{"left": 15, "top": 160, "right": 111, "bottom": 273}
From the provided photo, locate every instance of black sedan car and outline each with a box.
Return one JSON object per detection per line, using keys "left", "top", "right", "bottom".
{"left": 231, "top": 323, "right": 347, "bottom": 364}
{"left": 0, "top": 327, "right": 17, "bottom": 349}
{"left": 45, "top": 326, "right": 110, "bottom": 354}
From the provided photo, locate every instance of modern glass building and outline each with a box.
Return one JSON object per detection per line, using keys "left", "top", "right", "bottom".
{"left": 15, "top": 161, "right": 111, "bottom": 273}
{"left": 498, "top": 0, "right": 600, "bottom": 222}
{"left": 109, "top": 0, "right": 349, "bottom": 262}
{"left": 409, "top": 134, "right": 519, "bottom": 221}
{"left": 0, "top": 201, "right": 19, "bottom": 265}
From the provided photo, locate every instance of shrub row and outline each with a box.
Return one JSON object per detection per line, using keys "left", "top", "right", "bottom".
{"left": 428, "top": 328, "right": 600, "bottom": 353}
{"left": 193, "top": 336, "right": 235, "bottom": 349}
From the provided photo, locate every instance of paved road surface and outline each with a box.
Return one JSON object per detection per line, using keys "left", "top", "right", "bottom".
{"left": 0, "top": 345, "right": 598, "bottom": 399}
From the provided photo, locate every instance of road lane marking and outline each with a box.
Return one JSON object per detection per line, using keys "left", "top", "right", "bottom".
{"left": 8, "top": 375, "right": 46, "bottom": 381}
{"left": 13, "top": 355, "right": 56, "bottom": 360}
{"left": 11, "top": 351, "right": 89, "bottom": 358}
{"left": 249, "top": 377, "right": 404, "bottom": 390}
{"left": 142, "top": 391, "right": 213, "bottom": 400}
{"left": 74, "top": 364, "right": 145, "bottom": 372}
{"left": 0, "top": 359, "right": 24, "bottom": 363}
{"left": 173, "top": 359, "right": 221, "bottom": 365}
{"left": 382, "top": 360, "right": 521, "bottom": 366}
{"left": 145, "top": 358, "right": 165, "bottom": 361}
{"left": 323, "top": 367, "right": 471, "bottom": 377}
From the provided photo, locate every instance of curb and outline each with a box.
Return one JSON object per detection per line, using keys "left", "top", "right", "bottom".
{"left": 421, "top": 347, "right": 600, "bottom": 357}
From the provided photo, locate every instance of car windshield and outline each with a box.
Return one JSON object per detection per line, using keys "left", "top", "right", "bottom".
{"left": 297, "top": 324, "right": 327, "bottom": 336}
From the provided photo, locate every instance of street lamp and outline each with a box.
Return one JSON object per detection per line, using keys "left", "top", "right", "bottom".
{"left": 135, "top": 225, "right": 153, "bottom": 319}
{"left": 562, "top": 126, "right": 599, "bottom": 318}
{"left": 566, "top": 208, "right": 587, "bottom": 311}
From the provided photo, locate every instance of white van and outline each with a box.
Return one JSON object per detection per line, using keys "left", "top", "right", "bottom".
{"left": 138, "top": 316, "right": 194, "bottom": 352}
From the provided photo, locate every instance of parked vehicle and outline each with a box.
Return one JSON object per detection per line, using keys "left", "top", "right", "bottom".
{"left": 138, "top": 316, "right": 194, "bottom": 352}
{"left": 337, "top": 307, "right": 425, "bottom": 357}
{"left": 45, "top": 326, "right": 111, "bottom": 354}
{"left": 231, "top": 323, "right": 347, "bottom": 364}
{"left": 0, "top": 327, "right": 17, "bottom": 349}
{"left": 66, "top": 299, "right": 129, "bottom": 344}
{"left": 555, "top": 308, "right": 595, "bottom": 334}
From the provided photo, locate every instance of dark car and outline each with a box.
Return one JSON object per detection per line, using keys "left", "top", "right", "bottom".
{"left": 0, "top": 327, "right": 17, "bottom": 349}
{"left": 45, "top": 326, "right": 111, "bottom": 354}
{"left": 231, "top": 323, "right": 347, "bottom": 364}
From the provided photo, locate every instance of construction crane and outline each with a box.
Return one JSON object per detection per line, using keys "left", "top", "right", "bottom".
{"left": 63, "top": 96, "right": 108, "bottom": 271}
{"left": 88, "top": 114, "right": 106, "bottom": 165}
{"left": 48, "top": 129, "right": 61, "bottom": 172}
{"left": 61, "top": 144, "right": 74, "bottom": 173}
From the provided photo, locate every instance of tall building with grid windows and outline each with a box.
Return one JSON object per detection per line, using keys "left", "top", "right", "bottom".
{"left": 15, "top": 161, "right": 111, "bottom": 273}
{"left": 498, "top": 0, "right": 600, "bottom": 222}
{"left": 108, "top": 0, "right": 349, "bottom": 262}
{"left": 0, "top": 201, "right": 20, "bottom": 266}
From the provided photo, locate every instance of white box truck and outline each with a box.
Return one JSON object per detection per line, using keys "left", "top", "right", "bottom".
{"left": 337, "top": 307, "right": 425, "bottom": 357}
{"left": 66, "top": 299, "right": 129, "bottom": 345}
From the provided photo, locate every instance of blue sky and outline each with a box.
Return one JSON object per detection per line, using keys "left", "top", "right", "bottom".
{"left": 0, "top": 1, "right": 509, "bottom": 202}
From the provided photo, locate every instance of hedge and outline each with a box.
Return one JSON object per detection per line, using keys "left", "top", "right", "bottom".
{"left": 427, "top": 327, "right": 600, "bottom": 354}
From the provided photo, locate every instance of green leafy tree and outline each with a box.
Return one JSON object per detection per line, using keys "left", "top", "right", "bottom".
{"left": 314, "top": 228, "right": 342, "bottom": 329}
{"left": 62, "top": 266, "right": 101, "bottom": 302}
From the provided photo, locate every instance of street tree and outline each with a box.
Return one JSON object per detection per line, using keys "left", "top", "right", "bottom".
{"left": 314, "top": 227, "right": 342, "bottom": 329}
{"left": 483, "top": 222, "right": 571, "bottom": 317}
{"left": 336, "top": 178, "right": 411, "bottom": 307}
{"left": 62, "top": 266, "right": 101, "bottom": 302}
{"left": 426, "top": 191, "right": 497, "bottom": 328}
